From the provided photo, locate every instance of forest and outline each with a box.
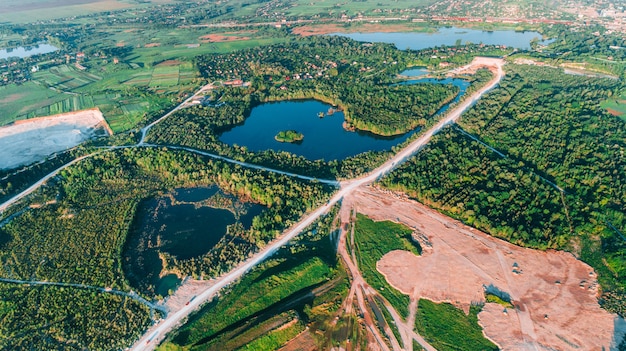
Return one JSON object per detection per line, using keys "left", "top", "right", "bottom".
{"left": 0, "top": 283, "right": 151, "bottom": 350}
{"left": 0, "top": 147, "right": 332, "bottom": 348}
{"left": 383, "top": 63, "right": 626, "bottom": 315}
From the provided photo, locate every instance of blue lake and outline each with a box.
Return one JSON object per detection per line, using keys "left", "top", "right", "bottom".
{"left": 219, "top": 77, "right": 469, "bottom": 161}
{"left": 0, "top": 43, "right": 58, "bottom": 60}
{"left": 336, "top": 27, "right": 552, "bottom": 50}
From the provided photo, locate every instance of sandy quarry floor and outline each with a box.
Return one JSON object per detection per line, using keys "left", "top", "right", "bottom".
{"left": 0, "top": 109, "right": 110, "bottom": 170}
{"left": 161, "top": 278, "right": 215, "bottom": 312}
{"left": 344, "top": 186, "right": 624, "bottom": 351}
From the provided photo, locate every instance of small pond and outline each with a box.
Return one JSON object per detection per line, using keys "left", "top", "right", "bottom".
{"left": 336, "top": 27, "right": 553, "bottom": 51}
{"left": 123, "top": 186, "right": 264, "bottom": 296}
{"left": 0, "top": 43, "right": 58, "bottom": 60}
{"left": 219, "top": 77, "right": 469, "bottom": 161}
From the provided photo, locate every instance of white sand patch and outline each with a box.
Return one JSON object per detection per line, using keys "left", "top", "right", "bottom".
{"left": 0, "top": 109, "right": 111, "bottom": 170}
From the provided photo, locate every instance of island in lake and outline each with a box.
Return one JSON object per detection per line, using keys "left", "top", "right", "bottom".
{"left": 275, "top": 130, "right": 304, "bottom": 143}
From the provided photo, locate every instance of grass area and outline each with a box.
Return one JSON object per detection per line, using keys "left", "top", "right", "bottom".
{"left": 601, "top": 91, "right": 626, "bottom": 121}
{"left": 286, "top": 0, "right": 436, "bottom": 17}
{"left": 158, "top": 208, "right": 354, "bottom": 351}
{"left": 169, "top": 256, "right": 332, "bottom": 346}
{"left": 376, "top": 296, "right": 403, "bottom": 349}
{"left": 160, "top": 210, "right": 342, "bottom": 350}
{"left": 0, "top": 0, "right": 175, "bottom": 23}
{"left": 415, "top": 299, "right": 497, "bottom": 351}
{"left": 129, "top": 37, "right": 287, "bottom": 66}
{"left": 353, "top": 213, "right": 420, "bottom": 318}
{"left": 485, "top": 293, "right": 513, "bottom": 308}
{"left": 237, "top": 320, "right": 305, "bottom": 351}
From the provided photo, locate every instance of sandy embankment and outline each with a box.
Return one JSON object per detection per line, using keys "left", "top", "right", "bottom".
{"left": 0, "top": 108, "right": 111, "bottom": 170}
{"left": 345, "top": 187, "right": 624, "bottom": 351}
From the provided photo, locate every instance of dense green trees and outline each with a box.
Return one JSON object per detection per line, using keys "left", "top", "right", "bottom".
{"left": 195, "top": 36, "right": 460, "bottom": 136}
{"left": 383, "top": 128, "right": 571, "bottom": 249}
{"left": 0, "top": 283, "right": 150, "bottom": 350}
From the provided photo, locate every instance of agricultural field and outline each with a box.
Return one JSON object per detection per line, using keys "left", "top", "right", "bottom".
{"left": 34, "top": 64, "right": 102, "bottom": 91}
{"left": 0, "top": 58, "right": 199, "bottom": 132}
{"left": 268, "top": 0, "right": 437, "bottom": 17}
{"left": 0, "top": 83, "right": 75, "bottom": 126}
{"left": 109, "top": 27, "right": 289, "bottom": 66}
{"left": 0, "top": 0, "right": 175, "bottom": 23}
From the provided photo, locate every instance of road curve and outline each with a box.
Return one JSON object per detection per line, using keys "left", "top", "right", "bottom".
{"left": 131, "top": 58, "right": 504, "bottom": 350}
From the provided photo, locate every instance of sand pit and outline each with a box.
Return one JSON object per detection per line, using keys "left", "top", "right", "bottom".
{"left": 345, "top": 187, "right": 624, "bottom": 350}
{"left": 0, "top": 108, "right": 111, "bottom": 170}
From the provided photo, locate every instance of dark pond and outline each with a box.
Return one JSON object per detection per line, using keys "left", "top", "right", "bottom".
{"left": 123, "top": 186, "right": 264, "bottom": 296}
{"left": 336, "top": 27, "right": 553, "bottom": 50}
{"left": 219, "top": 77, "right": 469, "bottom": 161}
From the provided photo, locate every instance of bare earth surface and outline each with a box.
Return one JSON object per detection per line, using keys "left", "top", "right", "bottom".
{"left": 0, "top": 108, "right": 110, "bottom": 170}
{"left": 199, "top": 33, "right": 251, "bottom": 43}
{"left": 345, "top": 186, "right": 624, "bottom": 351}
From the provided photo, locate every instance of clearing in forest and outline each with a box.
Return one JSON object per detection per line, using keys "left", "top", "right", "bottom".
{"left": 344, "top": 186, "right": 624, "bottom": 350}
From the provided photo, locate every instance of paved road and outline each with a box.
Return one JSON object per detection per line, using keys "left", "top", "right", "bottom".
{"left": 131, "top": 58, "right": 504, "bottom": 350}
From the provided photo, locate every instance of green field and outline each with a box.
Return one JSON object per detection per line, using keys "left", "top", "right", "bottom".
{"left": 0, "top": 81, "right": 98, "bottom": 126}
{"left": 0, "top": 58, "right": 199, "bottom": 132}
{"left": 285, "top": 0, "right": 436, "bottom": 17}
{"left": 601, "top": 90, "right": 626, "bottom": 121}
{"left": 415, "top": 300, "right": 498, "bottom": 351}
{"left": 353, "top": 213, "right": 420, "bottom": 318}
{"left": 0, "top": 0, "right": 175, "bottom": 23}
